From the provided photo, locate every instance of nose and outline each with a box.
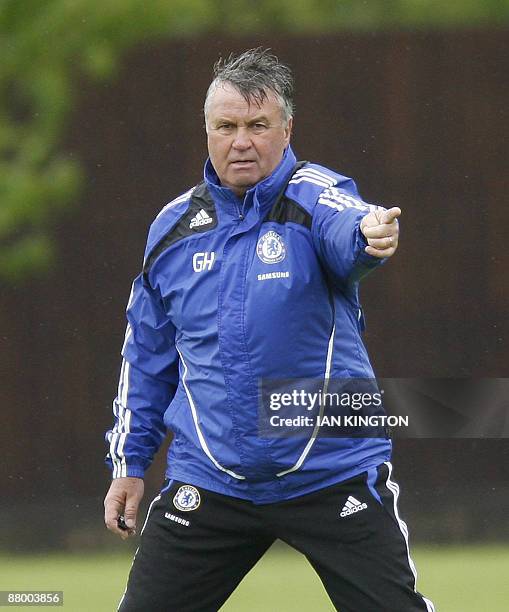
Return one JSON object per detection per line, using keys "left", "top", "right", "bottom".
{"left": 232, "top": 127, "right": 252, "bottom": 150}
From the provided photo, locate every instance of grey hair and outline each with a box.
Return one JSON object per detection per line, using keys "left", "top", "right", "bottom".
{"left": 204, "top": 48, "right": 294, "bottom": 125}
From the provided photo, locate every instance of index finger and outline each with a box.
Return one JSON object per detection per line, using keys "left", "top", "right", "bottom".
{"left": 381, "top": 207, "right": 401, "bottom": 224}
{"left": 105, "top": 509, "right": 131, "bottom": 540}
{"left": 104, "top": 497, "right": 124, "bottom": 533}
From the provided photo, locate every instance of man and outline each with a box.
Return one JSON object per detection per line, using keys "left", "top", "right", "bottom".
{"left": 104, "top": 48, "right": 434, "bottom": 611}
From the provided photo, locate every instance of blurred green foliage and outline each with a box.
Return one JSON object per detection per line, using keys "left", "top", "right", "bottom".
{"left": 1, "top": 0, "right": 508, "bottom": 280}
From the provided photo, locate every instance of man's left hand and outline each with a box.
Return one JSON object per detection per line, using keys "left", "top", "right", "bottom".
{"left": 360, "top": 207, "right": 401, "bottom": 258}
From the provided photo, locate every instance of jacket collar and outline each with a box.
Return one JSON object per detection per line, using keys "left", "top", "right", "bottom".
{"left": 203, "top": 146, "right": 298, "bottom": 218}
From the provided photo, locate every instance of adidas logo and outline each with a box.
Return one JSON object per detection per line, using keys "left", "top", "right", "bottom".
{"left": 190, "top": 209, "right": 213, "bottom": 229}
{"left": 340, "top": 496, "right": 368, "bottom": 518}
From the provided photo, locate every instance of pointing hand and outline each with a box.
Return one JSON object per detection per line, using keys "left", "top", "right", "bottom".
{"left": 360, "top": 207, "right": 401, "bottom": 258}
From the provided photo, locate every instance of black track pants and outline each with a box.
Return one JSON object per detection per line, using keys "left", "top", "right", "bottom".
{"left": 118, "top": 463, "right": 435, "bottom": 612}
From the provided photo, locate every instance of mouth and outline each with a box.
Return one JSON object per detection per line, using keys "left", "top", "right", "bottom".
{"left": 230, "top": 160, "right": 255, "bottom": 167}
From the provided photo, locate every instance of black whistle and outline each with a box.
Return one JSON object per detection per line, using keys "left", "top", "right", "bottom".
{"left": 117, "top": 515, "right": 129, "bottom": 531}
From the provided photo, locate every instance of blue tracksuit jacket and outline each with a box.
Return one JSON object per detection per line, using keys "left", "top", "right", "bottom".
{"left": 105, "top": 145, "right": 392, "bottom": 503}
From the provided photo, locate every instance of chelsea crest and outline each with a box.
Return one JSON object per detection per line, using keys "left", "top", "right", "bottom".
{"left": 256, "top": 231, "right": 286, "bottom": 264}
{"left": 173, "top": 485, "right": 201, "bottom": 512}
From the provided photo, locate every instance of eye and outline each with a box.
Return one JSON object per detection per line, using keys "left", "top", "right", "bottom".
{"left": 216, "top": 123, "right": 234, "bottom": 134}
{"left": 251, "top": 122, "right": 268, "bottom": 134}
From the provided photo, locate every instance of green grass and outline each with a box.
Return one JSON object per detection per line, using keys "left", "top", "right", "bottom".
{"left": 1, "top": 543, "right": 508, "bottom": 611}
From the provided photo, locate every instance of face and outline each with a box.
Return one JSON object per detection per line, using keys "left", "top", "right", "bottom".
{"left": 205, "top": 83, "right": 293, "bottom": 196}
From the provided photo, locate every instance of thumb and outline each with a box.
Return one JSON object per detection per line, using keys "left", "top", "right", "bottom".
{"left": 124, "top": 498, "right": 140, "bottom": 529}
{"left": 381, "top": 207, "right": 401, "bottom": 224}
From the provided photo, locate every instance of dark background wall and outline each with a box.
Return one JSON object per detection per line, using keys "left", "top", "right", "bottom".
{"left": 2, "top": 31, "right": 508, "bottom": 550}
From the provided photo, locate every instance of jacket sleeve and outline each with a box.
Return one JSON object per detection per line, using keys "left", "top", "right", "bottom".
{"left": 311, "top": 185, "right": 387, "bottom": 286}
{"left": 105, "top": 273, "right": 179, "bottom": 479}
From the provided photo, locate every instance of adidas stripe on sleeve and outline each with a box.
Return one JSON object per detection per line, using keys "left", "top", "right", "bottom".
{"left": 312, "top": 184, "right": 386, "bottom": 284}
{"left": 105, "top": 274, "right": 180, "bottom": 478}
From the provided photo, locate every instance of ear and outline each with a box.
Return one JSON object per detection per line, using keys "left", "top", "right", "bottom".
{"left": 284, "top": 117, "right": 293, "bottom": 145}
